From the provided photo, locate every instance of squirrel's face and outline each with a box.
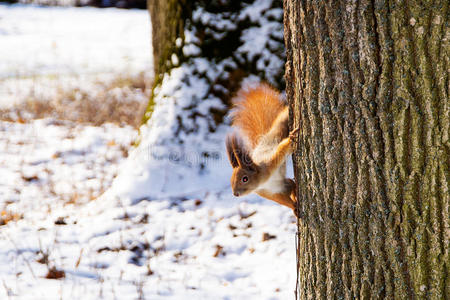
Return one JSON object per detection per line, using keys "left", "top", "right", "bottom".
{"left": 231, "top": 167, "right": 260, "bottom": 197}
{"left": 226, "top": 133, "right": 260, "bottom": 197}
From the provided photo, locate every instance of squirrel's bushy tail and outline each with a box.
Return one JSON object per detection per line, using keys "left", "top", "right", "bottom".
{"left": 231, "top": 83, "right": 285, "bottom": 147}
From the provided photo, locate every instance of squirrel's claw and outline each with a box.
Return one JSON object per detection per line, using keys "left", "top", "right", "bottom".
{"left": 289, "top": 126, "right": 300, "bottom": 140}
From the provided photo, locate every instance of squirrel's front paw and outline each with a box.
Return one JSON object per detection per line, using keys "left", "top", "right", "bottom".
{"left": 289, "top": 126, "right": 300, "bottom": 140}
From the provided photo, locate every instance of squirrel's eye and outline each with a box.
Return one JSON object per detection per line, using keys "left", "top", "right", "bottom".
{"left": 242, "top": 176, "right": 248, "bottom": 183}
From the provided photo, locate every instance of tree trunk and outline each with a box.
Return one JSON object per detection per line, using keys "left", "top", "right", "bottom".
{"left": 148, "top": 0, "right": 190, "bottom": 85}
{"left": 284, "top": 0, "right": 448, "bottom": 299}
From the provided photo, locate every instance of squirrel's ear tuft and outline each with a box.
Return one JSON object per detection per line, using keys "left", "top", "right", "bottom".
{"left": 230, "top": 134, "right": 257, "bottom": 171}
{"left": 226, "top": 134, "right": 239, "bottom": 168}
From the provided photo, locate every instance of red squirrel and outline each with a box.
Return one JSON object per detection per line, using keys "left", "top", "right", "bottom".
{"left": 226, "top": 83, "right": 298, "bottom": 215}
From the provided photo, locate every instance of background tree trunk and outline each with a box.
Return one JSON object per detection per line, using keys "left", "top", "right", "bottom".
{"left": 284, "top": 0, "right": 448, "bottom": 299}
{"left": 148, "top": 0, "right": 189, "bottom": 86}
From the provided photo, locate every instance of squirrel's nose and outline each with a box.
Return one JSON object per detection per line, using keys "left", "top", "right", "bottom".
{"left": 233, "top": 191, "right": 240, "bottom": 197}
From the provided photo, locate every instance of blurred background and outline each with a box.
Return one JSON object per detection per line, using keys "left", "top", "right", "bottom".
{"left": 0, "top": 1, "right": 152, "bottom": 207}
{"left": 2, "top": 0, "right": 146, "bottom": 9}
{"left": 0, "top": 1, "right": 297, "bottom": 299}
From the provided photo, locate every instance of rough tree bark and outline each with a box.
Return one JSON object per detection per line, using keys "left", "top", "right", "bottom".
{"left": 284, "top": 0, "right": 448, "bottom": 299}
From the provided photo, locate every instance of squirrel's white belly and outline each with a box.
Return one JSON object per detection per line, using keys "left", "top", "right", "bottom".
{"left": 251, "top": 137, "right": 287, "bottom": 194}
{"left": 251, "top": 139, "right": 280, "bottom": 165}
{"left": 256, "top": 165, "right": 286, "bottom": 194}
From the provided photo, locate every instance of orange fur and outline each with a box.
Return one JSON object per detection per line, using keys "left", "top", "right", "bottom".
{"left": 231, "top": 83, "right": 285, "bottom": 147}
{"left": 256, "top": 190, "right": 296, "bottom": 210}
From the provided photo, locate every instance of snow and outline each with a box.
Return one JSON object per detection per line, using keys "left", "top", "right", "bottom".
{"left": 0, "top": 118, "right": 137, "bottom": 220}
{"left": 0, "top": 4, "right": 152, "bottom": 108}
{"left": 0, "top": 3, "right": 298, "bottom": 300}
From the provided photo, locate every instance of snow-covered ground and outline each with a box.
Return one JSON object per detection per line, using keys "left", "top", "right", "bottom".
{"left": 0, "top": 119, "right": 297, "bottom": 299}
{"left": 0, "top": 3, "right": 298, "bottom": 299}
{"left": 0, "top": 4, "right": 152, "bottom": 108}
